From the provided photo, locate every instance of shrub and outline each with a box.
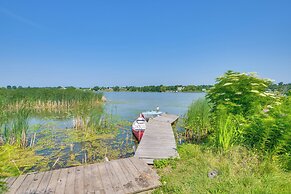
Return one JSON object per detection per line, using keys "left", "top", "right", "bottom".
{"left": 206, "top": 70, "right": 279, "bottom": 116}
{"left": 244, "top": 96, "right": 291, "bottom": 170}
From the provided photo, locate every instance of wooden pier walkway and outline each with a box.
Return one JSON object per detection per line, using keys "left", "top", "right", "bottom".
{"left": 134, "top": 114, "right": 179, "bottom": 164}
{"left": 4, "top": 157, "right": 161, "bottom": 194}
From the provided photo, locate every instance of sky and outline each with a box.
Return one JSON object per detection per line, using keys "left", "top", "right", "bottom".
{"left": 0, "top": 0, "right": 290, "bottom": 87}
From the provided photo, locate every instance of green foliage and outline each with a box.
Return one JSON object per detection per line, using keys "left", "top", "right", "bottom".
{"left": 181, "top": 85, "right": 197, "bottom": 92}
{"left": 207, "top": 70, "right": 277, "bottom": 116}
{"left": 204, "top": 71, "right": 290, "bottom": 165}
{"left": 269, "top": 82, "right": 291, "bottom": 95}
{"left": 0, "top": 144, "right": 47, "bottom": 177}
{"left": 184, "top": 98, "right": 211, "bottom": 142}
{"left": 0, "top": 88, "right": 105, "bottom": 146}
{"left": 243, "top": 96, "right": 291, "bottom": 169}
{"left": 10, "top": 108, "right": 30, "bottom": 147}
{"left": 72, "top": 103, "right": 108, "bottom": 132}
{"left": 0, "top": 87, "right": 102, "bottom": 107}
{"left": 112, "top": 86, "right": 120, "bottom": 92}
{"left": 154, "top": 158, "right": 177, "bottom": 169}
{"left": 0, "top": 180, "right": 7, "bottom": 193}
{"left": 90, "top": 71, "right": 291, "bottom": 194}
{"left": 215, "top": 109, "right": 242, "bottom": 151}
{"left": 154, "top": 144, "right": 291, "bottom": 194}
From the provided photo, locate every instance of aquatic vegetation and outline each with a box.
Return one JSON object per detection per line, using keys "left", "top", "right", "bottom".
{"left": 0, "top": 88, "right": 105, "bottom": 147}
{"left": 184, "top": 98, "right": 211, "bottom": 142}
{"left": 0, "top": 144, "right": 49, "bottom": 192}
{"left": 0, "top": 144, "right": 48, "bottom": 177}
{"left": 0, "top": 87, "right": 102, "bottom": 111}
{"left": 72, "top": 103, "right": 105, "bottom": 131}
{"left": 0, "top": 107, "right": 31, "bottom": 147}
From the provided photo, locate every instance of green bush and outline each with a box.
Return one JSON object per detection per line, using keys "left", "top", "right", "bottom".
{"left": 206, "top": 70, "right": 279, "bottom": 116}
{"left": 205, "top": 71, "right": 290, "bottom": 162}
{"left": 243, "top": 96, "right": 291, "bottom": 170}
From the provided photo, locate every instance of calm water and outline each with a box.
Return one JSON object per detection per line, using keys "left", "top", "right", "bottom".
{"left": 104, "top": 92, "right": 205, "bottom": 121}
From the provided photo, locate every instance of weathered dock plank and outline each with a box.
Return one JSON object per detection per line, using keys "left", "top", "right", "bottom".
{"left": 64, "top": 167, "right": 76, "bottom": 194}
{"left": 98, "top": 162, "right": 115, "bottom": 194}
{"left": 26, "top": 171, "right": 45, "bottom": 193}
{"left": 36, "top": 171, "right": 52, "bottom": 193}
{"left": 46, "top": 169, "right": 61, "bottom": 193}
{"left": 6, "top": 174, "right": 27, "bottom": 194}
{"left": 5, "top": 158, "right": 160, "bottom": 194}
{"left": 134, "top": 113, "right": 179, "bottom": 164}
{"left": 55, "top": 168, "right": 69, "bottom": 194}
{"left": 14, "top": 173, "right": 35, "bottom": 194}
{"left": 74, "top": 166, "right": 84, "bottom": 194}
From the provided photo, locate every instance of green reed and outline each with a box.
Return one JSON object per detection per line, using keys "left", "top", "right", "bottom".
{"left": 0, "top": 88, "right": 105, "bottom": 147}
{"left": 184, "top": 98, "right": 212, "bottom": 142}
{"left": 0, "top": 87, "right": 103, "bottom": 111}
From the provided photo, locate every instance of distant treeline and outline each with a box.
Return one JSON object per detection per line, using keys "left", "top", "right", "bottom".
{"left": 269, "top": 82, "right": 291, "bottom": 95}
{"left": 2, "top": 82, "right": 290, "bottom": 94}
{"left": 93, "top": 85, "right": 213, "bottom": 92}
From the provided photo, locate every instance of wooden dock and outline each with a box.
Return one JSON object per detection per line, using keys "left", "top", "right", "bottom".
{"left": 4, "top": 157, "right": 161, "bottom": 194}
{"left": 134, "top": 114, "right": 179, "bottom": 164}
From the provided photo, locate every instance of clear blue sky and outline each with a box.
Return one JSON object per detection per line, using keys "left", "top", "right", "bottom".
{"left": 0, "top": 0, "right": 290, "bottom": 87}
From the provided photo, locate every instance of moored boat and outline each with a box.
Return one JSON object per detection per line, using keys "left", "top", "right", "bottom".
{"left": 132, "top": 114, "right": 146, "bottom": 142}
{"left": 141, "top": 110, "right": 163, "bottom": 121}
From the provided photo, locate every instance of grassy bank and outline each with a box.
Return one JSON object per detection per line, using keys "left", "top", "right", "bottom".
{"left": 155, "top": 71, "right": 291, "bottom": 193}
{"left": 154, "top": 144, "right": 291, "bottom": 193}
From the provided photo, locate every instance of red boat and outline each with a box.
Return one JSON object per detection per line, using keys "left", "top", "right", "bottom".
{"left": 132, "top": 114, "right": 146, "bottom": 142}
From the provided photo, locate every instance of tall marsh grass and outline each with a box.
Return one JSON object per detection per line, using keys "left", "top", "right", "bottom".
{"left": 73, "top": 103, "right": 106, "bottom": 132}
{"left": 0, "top": 107, "right": 30, "bottom": 147}
{"left": 0, "top": 88, "right": 105, "bottom": 147}
{"left": 184, "top": 98, "right": 211, "bottom": 142}
{"left": 0, "top": 87, "right": 103, "bottom": 112}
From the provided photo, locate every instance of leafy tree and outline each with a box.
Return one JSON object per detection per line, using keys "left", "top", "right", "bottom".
{"left": 182, "top": 85, "right": 197, "bottom": 92}
{"left": 160, "top": 85, "right": 167, "bottom": 92}
{"left": 112, "top": 86, "right": 120, "bottom": 92}
{"left": 92, "top": 86, "right": 100, "bottom": 91}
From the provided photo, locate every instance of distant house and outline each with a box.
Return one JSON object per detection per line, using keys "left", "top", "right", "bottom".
{"left": 177, "top": 87, "right": 184, "bottom": 91}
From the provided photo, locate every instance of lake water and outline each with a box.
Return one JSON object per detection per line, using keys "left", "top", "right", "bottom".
{"left": 104, "top": 92, "right": 205, "bottom": 121}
